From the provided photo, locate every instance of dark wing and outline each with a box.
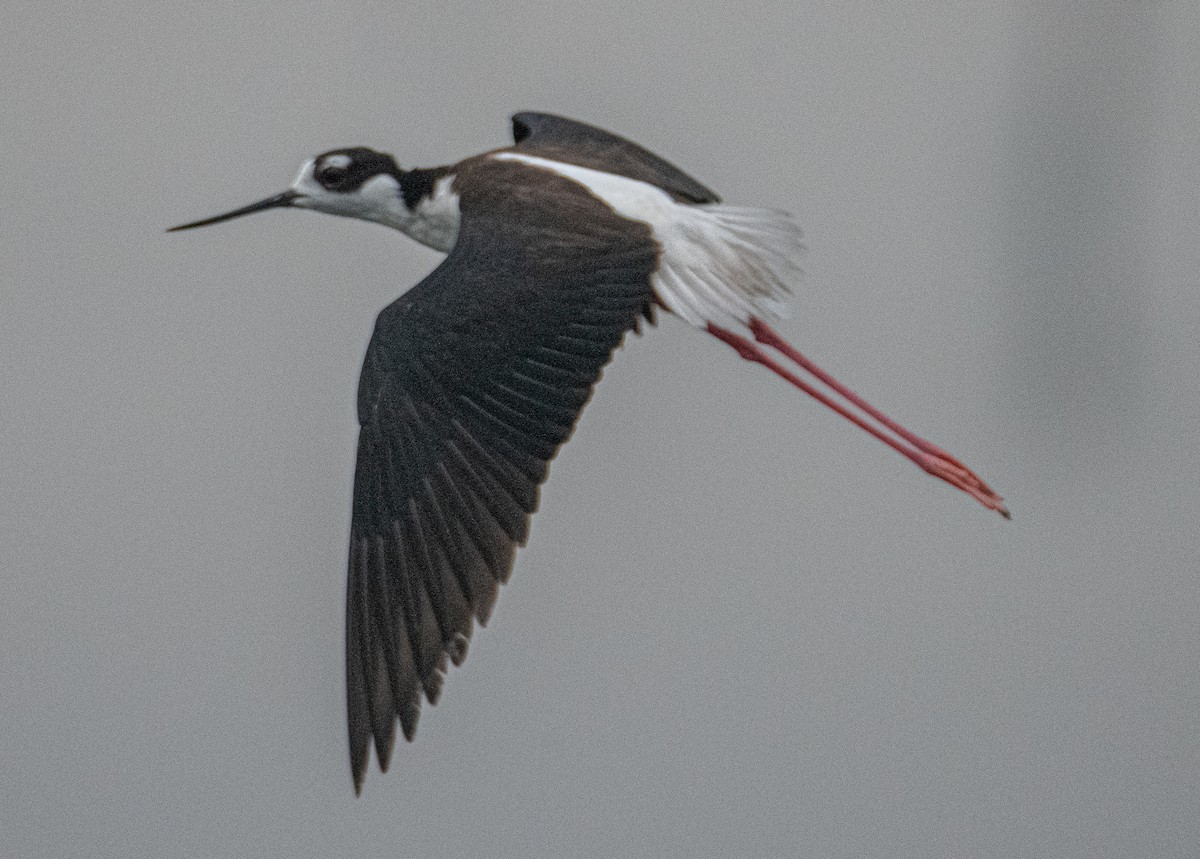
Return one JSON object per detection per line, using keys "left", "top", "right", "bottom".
{"left": 510, "top": 111, "right": 722, "bottom": 204}
{"left": 347, "top": 157, "right": 659, "bottom": 793}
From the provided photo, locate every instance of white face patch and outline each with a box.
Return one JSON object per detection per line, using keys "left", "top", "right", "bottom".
{"left": 322, "top": 153, "right": 353, "bottom": 170}
{"left": 494, "top": 152, "right": 804, "bottom": 329}
{"left": 289, "top": 159, "right": 320, "bottom": 197}
{"left": 359, "top": 173, "right": 404, "bottom": 205}
{"left": 289, "top": 158, "right": 402, "bottom": 220}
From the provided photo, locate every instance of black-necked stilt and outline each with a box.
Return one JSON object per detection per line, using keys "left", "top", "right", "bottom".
{"left": 170, "top": 112, "right": 1008, "bottom": 794}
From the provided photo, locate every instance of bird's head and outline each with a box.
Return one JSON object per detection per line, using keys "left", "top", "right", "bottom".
{"left": 168, "top": 147, "right": 413, "bottom": 233}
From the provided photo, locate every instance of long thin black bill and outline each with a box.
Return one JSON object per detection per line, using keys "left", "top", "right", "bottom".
{"left": 167, "top": 190, "right": 302, "bottom": 232}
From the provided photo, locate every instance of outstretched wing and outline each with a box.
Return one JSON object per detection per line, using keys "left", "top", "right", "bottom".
{"left": 347, "top": 157, "right": 659, "bottom": 792}
{"left": 510, "top": 111, "right": 722, "bottom": 204}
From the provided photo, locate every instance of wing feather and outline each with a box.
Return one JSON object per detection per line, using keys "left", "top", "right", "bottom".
{"left": 346, "top": 160, "right": 658, "bottom": 791}
{"left": 510, "top": 111, "right": 721, "bottom": 204}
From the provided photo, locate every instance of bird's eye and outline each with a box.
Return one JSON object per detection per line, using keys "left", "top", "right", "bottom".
{"left": 316, "top": 163, "right": 349, "bottom": 186}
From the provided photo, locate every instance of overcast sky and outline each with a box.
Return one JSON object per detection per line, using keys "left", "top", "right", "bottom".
{"left": 3, "top": 2, "right": 1198, "bottom": 857}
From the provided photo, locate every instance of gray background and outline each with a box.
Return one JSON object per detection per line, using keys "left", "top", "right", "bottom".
{"left": 3, "top": 2, "right": 1197, "bottom": 856}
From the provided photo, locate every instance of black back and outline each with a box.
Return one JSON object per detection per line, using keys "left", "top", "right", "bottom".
{"left": 510, "top": 111, "right": 722, "bottom": 204}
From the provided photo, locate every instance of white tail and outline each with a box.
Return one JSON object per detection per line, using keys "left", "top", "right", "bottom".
{"left": 652, "top": 204, "right": 805, "bottom": 328}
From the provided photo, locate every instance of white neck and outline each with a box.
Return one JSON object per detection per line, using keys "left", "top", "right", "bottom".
{"left": 399, "top": 175, "right": 460, "bottom": 252}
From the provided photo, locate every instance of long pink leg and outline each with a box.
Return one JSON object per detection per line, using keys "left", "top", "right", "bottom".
{"left": 706, "top": 319, "right": 1010, "bottom": 518}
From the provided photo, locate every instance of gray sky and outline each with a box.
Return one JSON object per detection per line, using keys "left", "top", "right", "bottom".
{"left": 3, "top": 2, "right": 1198, "bottom": 856}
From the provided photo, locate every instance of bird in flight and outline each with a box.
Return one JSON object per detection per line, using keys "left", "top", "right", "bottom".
{"left": 169, "top": 112, "right": 1008, "bottom": 793}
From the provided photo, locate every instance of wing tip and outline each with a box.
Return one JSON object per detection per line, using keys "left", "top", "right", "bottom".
{"left": 448, "top": 631, "right": 471, "bottom": 666}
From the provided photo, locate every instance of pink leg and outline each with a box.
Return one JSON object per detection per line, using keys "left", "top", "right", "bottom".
{"left": 706, "top": 319, "right": 1010, "bottom": 518}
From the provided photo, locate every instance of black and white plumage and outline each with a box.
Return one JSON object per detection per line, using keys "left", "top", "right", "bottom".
{"left": 170, "top": 112, "right": 1007, "bottom": 794}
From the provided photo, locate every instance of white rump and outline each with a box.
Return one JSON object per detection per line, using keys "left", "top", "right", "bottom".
{"left": 493, "top": 152, "right": 805, "bottom": 328}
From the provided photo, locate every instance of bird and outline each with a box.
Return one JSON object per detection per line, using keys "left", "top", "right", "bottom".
{"left": 169, "top": 111, "right": 1008, "bottom": 794}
